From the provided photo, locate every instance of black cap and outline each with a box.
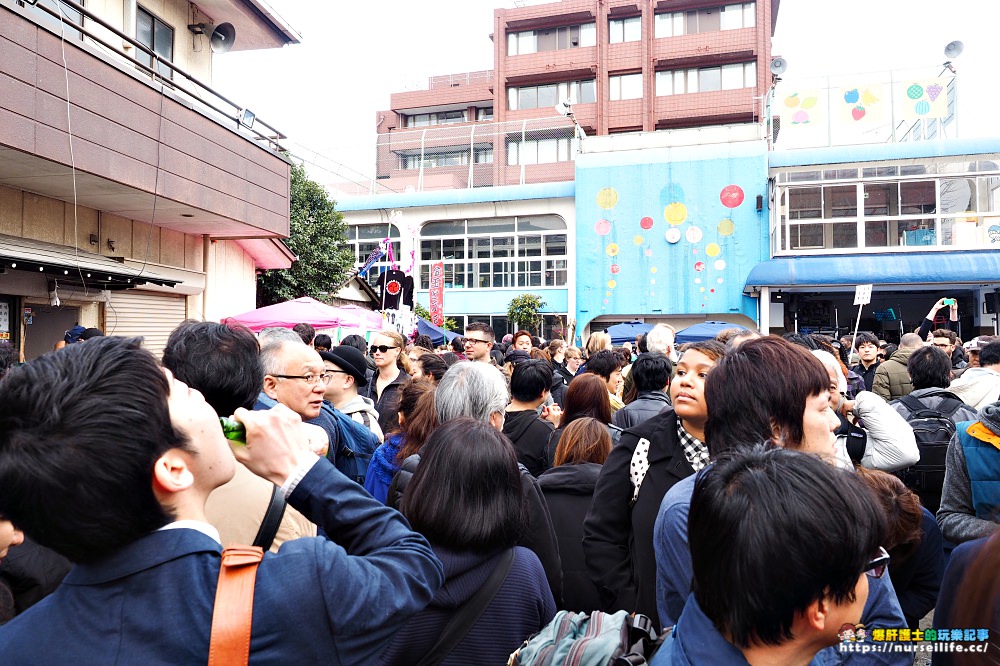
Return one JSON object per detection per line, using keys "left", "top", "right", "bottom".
{"left": 319, "top": 346, "right": 368, "bottom": 387}
{"left": 80, "top": 328, "right": 105, "bottom": 340}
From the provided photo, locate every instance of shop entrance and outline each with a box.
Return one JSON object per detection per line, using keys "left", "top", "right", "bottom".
{"left": 23, "top": 303, "right": 81, "bottom": 360}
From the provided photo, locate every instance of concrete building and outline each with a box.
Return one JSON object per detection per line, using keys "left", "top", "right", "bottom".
{"left": 0, "top": 0, "right": 298, "bottom": 359}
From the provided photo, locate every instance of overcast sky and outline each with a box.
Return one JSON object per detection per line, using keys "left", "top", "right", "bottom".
{"left": 213, "top": 1, "right": 998, "bottom": 184}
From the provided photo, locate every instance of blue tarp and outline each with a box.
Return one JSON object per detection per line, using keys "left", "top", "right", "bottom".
{"left": 417, "top": 317, "right": 459, "bottom": 346}
{"left": 675, "top": 321, "right": 746, "bottom": 344}
{"left": 604, "top": 321, "right": 655, "bottom": 345}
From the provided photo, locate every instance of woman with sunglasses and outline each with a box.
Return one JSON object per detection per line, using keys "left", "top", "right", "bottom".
{"left": 363, "top": 330, "right": 411, "bottom": 435}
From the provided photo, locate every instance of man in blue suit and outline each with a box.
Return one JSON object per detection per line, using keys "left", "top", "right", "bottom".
{"left": 0, "top": 336, "right": 443, "bottom": 663}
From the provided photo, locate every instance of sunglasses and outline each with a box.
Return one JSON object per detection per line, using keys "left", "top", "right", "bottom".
{"left": 370, "top": 345, "right": 399, "bottom": 354}
{"left": 864, "top": 546, "right": 890, "bottom": 579}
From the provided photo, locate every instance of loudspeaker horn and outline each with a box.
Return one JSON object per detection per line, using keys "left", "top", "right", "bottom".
{"left": 944, "top": 40, "right": 964, "bottom": 59}
{"left": 210, "top": 23, "right": 236, "bottom": 54}
{"left": 769, "top": 57, "right": 788, "bottom": 77}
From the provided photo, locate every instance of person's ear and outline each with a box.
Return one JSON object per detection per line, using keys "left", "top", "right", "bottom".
{"left": 489, "top": 410, "right": 505, "bottom": 432}
{"left": 799, "top": 598, "right": 826, "bottom": 632}
{"left": 262, "top": 375, "right": 279, "bottom": 400}
{"left": 152, "top": 449, "right": 195, "bottom": 495}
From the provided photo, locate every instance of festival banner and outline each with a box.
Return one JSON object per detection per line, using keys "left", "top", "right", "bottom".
{"left": 895, "top": 78, "right": 949, "bottom": 121}
{"left": 358, "top": 245, "right": 385, "bottom": 276}
{"left": 837, "top": 84, "right": 884, "bottom": 126}
{"left": 429, "top": 261, "right": 445, "bottom": 326}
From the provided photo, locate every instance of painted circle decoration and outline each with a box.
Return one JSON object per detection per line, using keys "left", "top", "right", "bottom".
{"left": 718, "top": 219, "right": 736, "bottom": 236}
{"left": 606, "top": 243, "right": 619, "bottom": 257}
{"left": 915, "top": 100, "right": 931, "bottom": 115}
{"left": 720, "top": 185, "right": 745, "bottom": 208}
{"left": 633, "top": 235, "right": 644, "bottom": 245}
{"left": 610, "top": 264, "right": 621, "bottom": 274}
{"left": 695, "top": 277, "right": 702, "bottom": 284}
{"left": 664, "top": 203, "right": 688, "bottom": 225}
{"left": 906, "top": 84, "right": 924, "bottom": 100}
{"left": 644, "top": 248, "right": 653, "bottom": 257}
{"left": 714, "top": 259, "right": 726, "bottom": 270}
{"left": 694, "top": 261, "right": 706, "bottom": 272}
{"left": 595, "top": 219, "right": 612, "bottom": 236}
{"left": 685, "top": 226, "right": 703, "bottom": 243}
{"left": 651, "top": 267, "right": 658, "bottom": 274}
{"left": 608, "top": 280, "right": 617, "bottom": 289}
{"left": 659, "top": 183, "right": 685, "bottom": 207}
{"left": 597, "top": 188, "right": 619, "bottom": 209}
{"left": 640, "top": 216, "right": 654, "bottom": 230}
{"left": 665, "top": 228, "right": 682, "bottom": 244}
{"left": 705, "top": 243, "right": 721, "bottom": 257}
{"left": 717, "top": 277, "right": 724, "bottom": 284}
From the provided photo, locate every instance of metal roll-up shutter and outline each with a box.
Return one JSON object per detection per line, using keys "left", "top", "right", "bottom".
{"left": 107, "top": 290, "right": 187, "bottom": 358}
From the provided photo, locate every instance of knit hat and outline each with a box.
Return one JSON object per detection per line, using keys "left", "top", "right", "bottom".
{"left": 978, "top": 402, "right": 1000, "bottom": 437}
{"left": 64, "top": 325, "right": 86, "bottom": 344}
{"left": 504, "top": 348, "right": 531, "bottom": 365}
{"left": 319, "top": 346, "right": 369, "bottom": 387}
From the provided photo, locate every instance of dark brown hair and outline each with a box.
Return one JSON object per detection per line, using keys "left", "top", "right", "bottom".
{"left": 854, "top": 467, "right": 924, "bottom": 568}
{"left": 559, "top": 373, "right": 612, "bottom": 427}
{"left": 554, "top": 417, "right": 612, "bottom": 466}
{"left": 393, "top": 380, "right": 439, "bottom": 464}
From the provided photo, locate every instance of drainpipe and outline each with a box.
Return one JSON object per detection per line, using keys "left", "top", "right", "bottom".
{"left": 202, "top": 235, "right": 211, "bottom": 321}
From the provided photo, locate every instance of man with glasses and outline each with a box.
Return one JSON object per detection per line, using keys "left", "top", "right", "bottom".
{"left": 652, "top": 446, "right": 888, "bottom": 665}
{"left": 320, "top": 346, "right": 383, "bottom": 443}
{"left": 463, "top": 322, "right": 496, "bottom": 363}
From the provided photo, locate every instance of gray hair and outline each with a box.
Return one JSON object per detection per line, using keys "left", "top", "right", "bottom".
{"left": 258, "top": 327, "right": 304, "bottom": 346}
{"left": 811, "top": 349, "right": 847, "bottom": 395}
{"left": 646, "top": 324, "right": 676, "bottom": 354}
{"left": 259, "top": 339, "right": 299, "bottom": 377}
{"left": 899, "top": 333, "right": 923, "bottom": 349}
{"left": 435, "top": 361, "right": 509, "bottom": 424}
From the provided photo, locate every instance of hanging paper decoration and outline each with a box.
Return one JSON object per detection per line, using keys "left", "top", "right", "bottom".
{"left": 429, "top": 261, "right": 445, "bottom": 326}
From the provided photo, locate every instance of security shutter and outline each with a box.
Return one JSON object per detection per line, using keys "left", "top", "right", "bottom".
{"left": 107, "top": 290, "right": 187, "bottom": 359}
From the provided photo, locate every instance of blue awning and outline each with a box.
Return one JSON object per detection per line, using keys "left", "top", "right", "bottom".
{"left": 745, "top": 251, "right": 1000, "bottom": 289}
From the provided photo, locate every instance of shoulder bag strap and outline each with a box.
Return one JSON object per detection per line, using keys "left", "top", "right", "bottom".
{"left": 415, "top": 548, "right": 516, "bottom": 666}
{"left": 208, "top": 545, "right": 265, "bottom": 666}
{"left": 252, "top": 485, "right": 287, "bottom": 551}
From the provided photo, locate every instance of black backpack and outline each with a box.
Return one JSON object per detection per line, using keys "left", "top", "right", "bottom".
{"left": 891, "top": 392, "right": 966, "bottom": 513}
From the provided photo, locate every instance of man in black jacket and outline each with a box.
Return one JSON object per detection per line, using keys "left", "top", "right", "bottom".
{"left": 504, "top": 360, "right": 562, "bottom": 476}
{"left": 612, "top": 352, "right": 672, "bottom": 430}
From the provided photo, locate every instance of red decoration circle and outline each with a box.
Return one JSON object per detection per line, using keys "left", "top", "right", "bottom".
{"left": 720, "top": 185, "right": 745, "bottom": 208}
{"left": 610, "top": 264, "right": 621, "bottom": 274}
{"left": 386, "top": 280, "right": 402, "bottom": 295}
{"left": 640, "top": 216, "right": 654, "bottom": 230}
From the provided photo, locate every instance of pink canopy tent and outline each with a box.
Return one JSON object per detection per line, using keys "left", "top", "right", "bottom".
{"left": 222, "top": 297, "right": 383, "bottom": 333}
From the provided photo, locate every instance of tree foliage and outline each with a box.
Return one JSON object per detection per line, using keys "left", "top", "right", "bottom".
{"left": 414, "top": 302, "right": 460, "bottom": 333}
{"left": 507, "top": 294, "right": 546, "bottom": 334}
{"left": 257, "top": 163, "right": 355, "bottom": 307}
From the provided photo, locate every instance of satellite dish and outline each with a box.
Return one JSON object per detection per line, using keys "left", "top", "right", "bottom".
{"left": 210, "top": 23, "right": 236, "bottom": 54}
{"left": 769, "top": 57, "right": 788, "bottom": 77}
{"left": 944, "top": 40, "right": 964, "bottom": 59}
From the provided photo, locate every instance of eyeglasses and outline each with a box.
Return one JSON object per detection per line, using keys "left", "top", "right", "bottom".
{"left": 864, "top": 546, "right": 890, "bottom": 579}
{"left": 271, "top": 372, "right": 333, "bottom": 386}
{"left": 464, "top": 338, "right": 491, "bottom": 346}
{"left": 369, "top": 345, "right": 399, "bottom": 354}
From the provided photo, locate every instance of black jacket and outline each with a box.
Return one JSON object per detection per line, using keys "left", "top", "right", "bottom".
{"left": 388, "top": 454, "right": 564, "bottom": 607}
{"left": 551, "top": 363, "right": 574, "bottom": 408}
{"left": 504, "top": 410, "right": 556, "bottom": 477}
{"left": 537, "top": 463, "right": 603, "bottom": 612}
{"left": 611, "top": 391, "right": 670, "bottom": 430}
{"left": 582, "top": 408, "right": 695, "bottom": 620}
{"left": 363, "top": 368, "right": 410, "bottom": 435}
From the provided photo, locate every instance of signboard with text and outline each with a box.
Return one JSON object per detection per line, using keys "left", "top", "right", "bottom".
{"left": 429, "top": 261, "right": 445, "bottom": 326}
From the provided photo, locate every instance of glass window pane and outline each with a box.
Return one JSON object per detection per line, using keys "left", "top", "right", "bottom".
{"left": 536, "top": 29, "right": 557, "bottom": 52}
{"left": 744, "top": 61, "right": 756, "bottom": 87}
{"left": 544, "top": 234, "right": 568, "bottom": 254}
{"left": 828, "top": 185, "right": 857, "bottom": 218}
{"left": 609, "top": 19, "right": 623, "bottom": 43}
{"left": 622, "top": 73, "right": 642, "bottom": 99}
{"left": 675, "top": 70, "right": 686, "bottom": 94}
{"left": 699, "top": 67, "right": 721, "bottom": 92}
{"left": 864, "top": 183, "right": 894, "bottom": 216}
{"left": 507, "top": 32, "right": 518, "bottom": 56}
{"left": 624, "top": 16, "right": 641, "bottom": 41}
{"left": 520, "top": 236, "right": 542, "bottom": 257}
{"left": 520, "top": 216, "right": 567, "bottom": 232}
{"left": 507, "top": 141, "right": 519, "bottom": 166}
{"left": 537, "top": 139, "right": 558, "bottom": 163}
{"left": 698, "top": 8, "right": 720, "bottom": 31}
{"left": 468, "top": 218, "right": 516, "bottom": 234}
{"left": 721, "top": 4, "right": 742, "bottom": 30}
{"left": 519, "top": 31, "right": 536, "bottom": 55}
{"left": 721, "top": 64, "right": 743, "bottom": 90}
{"left": 865, "top": 221, "right": 889, "bottom": 247}
{"left": 900, "top": 181, "right": 936, "bottom": 214}
{"left": 832, "top": 222, "right": 858, "bottom": 248}
{"left": 474, "top": 238, "right": 492, "bottom": 259}
{"left": 580, "top": 23, "right": 596, "bottom": 46}
{"left": 788, "top": 187, "right": 822, "bottom": 219}
{"left": 655, "top": 71, "right": 671, "bottom": 96}
{"left": 422, "top": 220, "right": 465, "bottom": 237}
{"left": 686, "top": 69, "right": 698, "bottom": 93}
{"left": 744, "top": 2, "right": 756, "bottom": 27}
{"left": 519, "top": 86, "right": 538, "bottom": 110}
{"left": 580, "top": 79, "right": 596, "bottom": 103}
{"left": 654, "top": 14, "right": 669, "bottom": 38}
{"left": 537, "top": 84, "right": 558, "bottom": 108}
{"left": 508, "top": 87, "right": 518, "bottom": 111}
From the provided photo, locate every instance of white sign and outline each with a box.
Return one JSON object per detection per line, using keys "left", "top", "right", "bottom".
{"left": 853, "top": 284, "right": 873, "bottom": 306}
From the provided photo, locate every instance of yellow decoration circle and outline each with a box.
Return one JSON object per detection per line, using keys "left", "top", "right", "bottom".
{"left": 633, "top": 235, "right": 644, "bottom": 245}
{"left": 608, "top": 280, "right": 617, "bottom": 289}
{"left": 651, "top": 267, "right": 658, "bottom": 274}
{"left": 664, "top": 202, "right": 688, "bottom": 225}
{"left": 706, "top": 243, "right": 721, "bottom": 257}
{"left": 597, "top": 188, "right": 619, "bottom": 209}
{"left": 606, "top": 243, "right": 620, "bottom": 257}
{"left": 718, "top": 219, "right": 735, "bottom": 236}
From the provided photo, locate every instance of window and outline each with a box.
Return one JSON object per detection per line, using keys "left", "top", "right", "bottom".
{"left": 404, "top": 110, "right": 467, "bottom": 127}
{"left": 508, "top": 79, "right": 596, "bottom": 110}
{"left": 476, "top": 107, "right": 493, "bottom": 121}
{"left": 506, "top": 136, "right": 578, "bottom": 165}
{"left": 655, "top": 3, "right": 754, "bottom": 37}
{"left": 609, "top": 16, "right": 641, "bottom": 43}
{"left": 419, "top": 216, "right": 568, "bottom": 289}
{"left": 655, "top": 62, "right": 755, "bottom": 96}
{"left": 609, "top": 73, "right": 643, "bottom": 101}
{"left": 399, "top": 147, "right": 493, "bottom": 169}
{"left": 507, "top": 23, "right": 596, "bottom": 55}
{"left": 136, "top": 6, "right": 173, "bottom": 79}
{"left": 347, "top": 224, "right": 401, "bottom": 287}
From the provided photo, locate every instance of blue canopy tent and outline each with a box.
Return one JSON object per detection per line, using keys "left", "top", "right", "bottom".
{"left": 604, "top": 321, "right": 655, "bottom": 346}
{"left": 417, "top": 317, "right": 459, "bottom": 347}
{"left": 675, "top": 321, "right": 747, "bottom": 344}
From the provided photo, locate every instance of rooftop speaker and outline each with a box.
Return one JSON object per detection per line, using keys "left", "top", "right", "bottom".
{"left": 210, "top": 23, "right": 236, "bottom": 54}
{"left": 769, "top": 57, "right": 788, "bottom": 76}
{"left": 944, "top": 40, "right": 964, "bottom": 59}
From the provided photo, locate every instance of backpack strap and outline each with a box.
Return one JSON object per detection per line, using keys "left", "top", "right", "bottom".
{"left": 415, "top": 548, "right": 516, "bottom": 666}
{"left": 251, "top": 485, "right": 286, "bottom": 551}
{"left": 630, "top": 438, "right": 652, "bottom": 507}
{"left": 208, "top": 545, "right": 264, "bottom": 666}
{"left": 899, "top": 392, "right": 966, "bottom": 419}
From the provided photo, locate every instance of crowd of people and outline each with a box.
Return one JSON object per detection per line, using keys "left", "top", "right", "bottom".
{"left": 0, "top": 301, "right": 997, "bottom": 664}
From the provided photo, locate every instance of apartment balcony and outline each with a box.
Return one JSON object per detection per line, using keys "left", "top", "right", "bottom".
{"left": 654, "top": 88, "right": 757, "bottom": 128}
{"left": 0, "top": 0, "right": 292, "bottom": 240}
